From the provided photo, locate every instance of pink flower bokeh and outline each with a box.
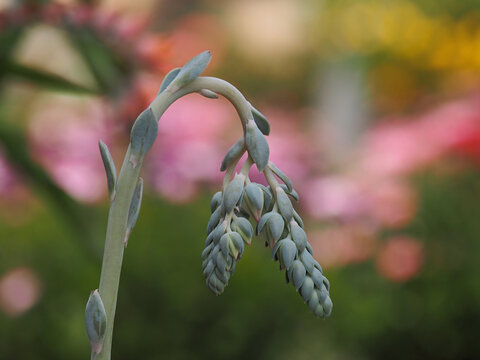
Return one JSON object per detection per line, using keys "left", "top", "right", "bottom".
{"left": 0, "top": 267, "right": 42, "bottom": 317}
{"left": 28, "top": 95, "right": 117, "bottom": 203}
{"left": 0, "top": 148, "right": 18, "bottom": 196}
{"left": 376, "top": 236, "right": 424, "bottom": 282}
{"left": 309, "top": 224, "right": 377, "bottom": 268}
{"left": 146, "top": 94, "right": 237, "bottom": 203}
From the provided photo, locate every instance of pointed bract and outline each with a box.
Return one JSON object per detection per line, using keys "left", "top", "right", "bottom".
{"left": 199, "top": 89, "right": 219, "bottom": 99}
{"left": 166, "top": 51, "right": 212, "bottom": 93}
{"left": 245, "top": 119, "right": 269, "bottom": 171}
{"left": 220, "top": 138, "right": 245, "bottom": 171}
{"left": 158, "top": 67, "right": 181, "bottom": 94}
{"left": 268, "top": 162, "right": 293, "bottom": 192}
{"left": 125, "top": 178, "right": 144, "bottom": 246}
{"left": 130, "top": 108, "right": 158, "bottom": 162}
{"left": 99, "top": 140, "right": 117, "bottom": 202}
{"left": 257, "top": 212, "right": 272, "bottom": 235}
{"left": 293, "top": 209, "right": 304, "bottom": 229}
{"left": 249, "top": 103, "right": 270, "bottom": 135}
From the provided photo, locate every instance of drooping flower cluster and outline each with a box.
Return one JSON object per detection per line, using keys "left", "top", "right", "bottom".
{"left": 201, "top": 100, "right": 332, "bottom": 318}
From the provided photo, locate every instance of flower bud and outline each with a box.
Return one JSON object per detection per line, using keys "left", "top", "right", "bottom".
{"left": 275, "top": 186, "right": 293, "bottom": 222}
{"left": 85, "top": 289, "right": 107, "bottom": 355}
{"left": 243, "top": 183, "right": 264, "bottom": 221}
{"left": 223, "top": 174, "right": 245, "bottom": 213}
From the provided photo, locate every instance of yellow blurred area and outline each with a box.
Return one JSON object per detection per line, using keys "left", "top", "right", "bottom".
{"left": 311, "top": 0, "right": 480, "bottom": 71}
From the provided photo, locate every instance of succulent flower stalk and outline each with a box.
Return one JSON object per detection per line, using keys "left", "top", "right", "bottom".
{"left": 89, "top": 51, "right": 332, "bottom": 360}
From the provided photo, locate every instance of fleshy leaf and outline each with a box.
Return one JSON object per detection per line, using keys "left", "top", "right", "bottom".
{"left": 249, "top": 102, "right": 270, "bottom": 135}
{"left": 125, "top": 178, "right": 144, "bottom": 246}
{"left": 268, "top": 162, "right": 293, "bottom": 192}
{"left": 130, "top": 108, "right": 158, "bottom": 166}
{"left": 98, "top": 140, "right": 117, "bottom": 202}
{"left": 166, "top": 51, "right": 212, "bottom": 93}
{"left": 158, "top": 67, "right": 181, "bottom": 94}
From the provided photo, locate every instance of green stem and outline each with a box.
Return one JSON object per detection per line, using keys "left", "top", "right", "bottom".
{"left": 92, "top": 76, "right": 254, "bottom": 360}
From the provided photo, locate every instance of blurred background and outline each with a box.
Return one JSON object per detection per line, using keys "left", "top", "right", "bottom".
{"left": 1, "top": 0, "right": 480, "bottom": 359}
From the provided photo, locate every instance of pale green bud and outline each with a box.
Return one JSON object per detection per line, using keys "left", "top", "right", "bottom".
{"left": 231, "top": 217, "right": 253, "bottom": 244}
{"left": 257, "top": 212, "right": 273, "bottom": 235}
{"left": 223, "top": 174, "right": 245, "bottom": 213}
{"left": 290, "top": 221, "right": 307, "bottom": 253}
{"left": 268, "top": 212, "right": 285, "bottom": 242}
{"left": 210, "top": 191, "right": 222, "bottom": 213}
{"left": 207, "top": 206, "right": 222, "bottom": 235}
{"left": 85, "top": 289, "right": 107, "bottom": 355}
{"left": 300, "top": 277, "right": 315, "bottom": 302}
{"left": 307, "top": 290, "right": 319, "bottom": 312}
{"left": 275, "top": 186, "right": 293, "bottom": 222}
{"left": 300, "top": 249, "right": 315, "bottom": 274}
{"left": 291, "top": 260, "right": 306, "bottom": 290}
{"left": 243, "top": 182, "right": 264, "bottom": 221}
{"left": 279, "top": 238, "right": 297, "bottom": 270}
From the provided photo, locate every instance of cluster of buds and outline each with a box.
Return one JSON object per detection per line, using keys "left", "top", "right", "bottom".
{"left": 88, "top": 50, "right": 332, "bottom": 359}
{"left": 202, "top": 89, "right": 332, "bottom": 317}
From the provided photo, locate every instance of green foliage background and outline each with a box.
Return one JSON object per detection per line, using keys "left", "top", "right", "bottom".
{"left": 2, "top": 170, "right": 480, "bottom": 359}
{"left": 1, "top": 0, "right": 480, "bottom": 359}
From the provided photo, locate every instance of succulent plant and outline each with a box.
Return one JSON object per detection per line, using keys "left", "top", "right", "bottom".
{"left": 88, "top": 51, "right": 332, "bottom": 360}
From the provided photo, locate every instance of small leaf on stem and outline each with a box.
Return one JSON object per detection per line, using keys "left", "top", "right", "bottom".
{"left": 98, "top": 140, "right": 117, "bottom": 202}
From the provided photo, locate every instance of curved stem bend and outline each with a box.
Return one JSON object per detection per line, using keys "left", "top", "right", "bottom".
{"left": 93, "top": 77, "right": 254, "bottom": 360}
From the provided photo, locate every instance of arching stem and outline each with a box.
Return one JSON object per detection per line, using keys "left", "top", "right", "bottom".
{"left": 92, "top": 77, "right": 254, "bottom": 360}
